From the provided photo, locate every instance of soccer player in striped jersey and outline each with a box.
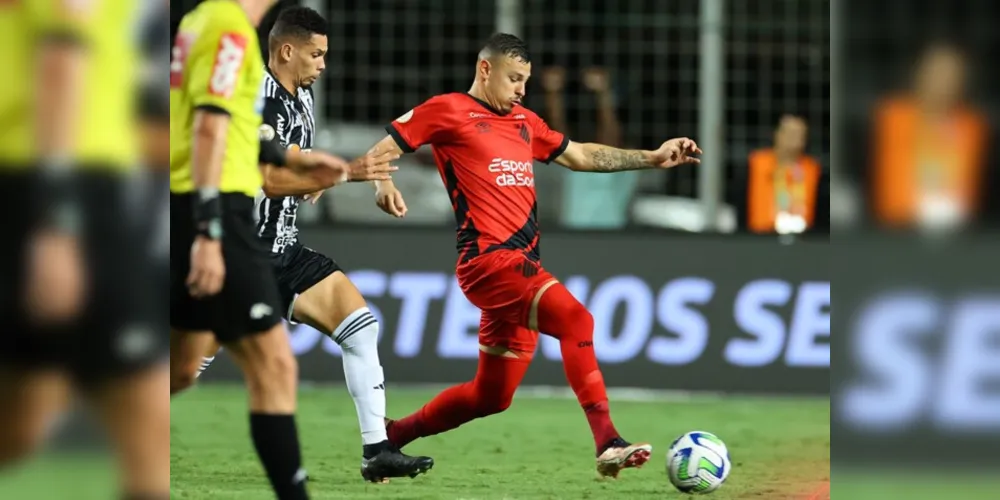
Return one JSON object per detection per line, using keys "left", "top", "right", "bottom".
{"left": 178, "top": 6, "right": 433, "bottom": 483}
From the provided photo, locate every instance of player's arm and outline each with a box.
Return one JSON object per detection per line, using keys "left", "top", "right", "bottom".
{"left": 261, "top": 144, "right": 399, "bottom": 198}
{"left": 369, "top": 134, "right": 406, "bottom": 188}
{"left": 258, "top": 97, "right": 330, "bottom": 196}
{"left": 259, "top": 99, "right": 398, "bottom": 196}
{"left": 261, "top": 144, "right": 339, "bottom": 197}
{"left": 33, "top": 0, "right": 98, "bottom": 233}
{"left": 22, "top": 0, "right": 96, "bottom": 324}
{"left": 183, "top": 22, "right": 257, "bottom": 240}
{"left": 191, "top": 109, "right": 228, "bottom": 193}
{"left": 553, "top": 139, "right": 701, "bottom": 172}
{"left": 554, "top": 141, "right": 654, "bottom": 172}
{"left": 367, "top": 134, "right": 410, "bottom": 217}
{"left": 369, "top": 98, "right": 458, "bottom": 217}
{"left": 524, "top": 112, "right": 701, "bottom": 172}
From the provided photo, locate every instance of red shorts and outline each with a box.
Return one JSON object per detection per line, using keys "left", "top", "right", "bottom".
{"left": 456, "top": 250, "right": 557, "bottom": 353}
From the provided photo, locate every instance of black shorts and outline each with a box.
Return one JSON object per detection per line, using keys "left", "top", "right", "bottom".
{"left": 0, "top": 169, "right": 168, "bottom": 385}
{"left": 271, "top": 244, "right": 341, "bottom": 321}
{"left": 170, "top": 193, "right": 283, "bottom": 342}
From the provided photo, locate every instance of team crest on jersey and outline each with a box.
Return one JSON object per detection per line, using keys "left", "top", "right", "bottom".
{"left": 396, "top": 109, "right": 414, "bottom": 123}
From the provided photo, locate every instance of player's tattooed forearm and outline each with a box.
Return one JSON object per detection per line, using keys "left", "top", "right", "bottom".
{"left": 590, "top": 147, "right": 647, "bottom": 172}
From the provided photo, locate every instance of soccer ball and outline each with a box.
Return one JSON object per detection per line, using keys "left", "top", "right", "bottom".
{"left": 665, "top": 431, "right": 731, "bottom": 494}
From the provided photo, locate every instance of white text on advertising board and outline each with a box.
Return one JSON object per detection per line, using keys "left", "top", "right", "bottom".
{"left": 286, "top": 270, "right": 830, "bottom": 370}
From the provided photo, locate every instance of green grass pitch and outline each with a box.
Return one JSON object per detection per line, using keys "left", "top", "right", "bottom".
{"left": 170, "top": 384, "right": 829, "bottom": 499}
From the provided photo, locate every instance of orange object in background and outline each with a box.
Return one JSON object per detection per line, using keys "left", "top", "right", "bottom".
{"left": 747, "top": 149, "right": 822, "bottom": 233}
{"left": 871, "top": 97, "right": 986, "bottom": 227}
{"left": 870, "top": 43, "right": 988, "bottom": 229}
{"left": 747, "top": 115, "right": 822, "bottom": 234}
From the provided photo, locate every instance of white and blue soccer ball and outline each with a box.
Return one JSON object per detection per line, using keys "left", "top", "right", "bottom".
{"left": 666, "top": 431, "right": 732, "bottom": 494}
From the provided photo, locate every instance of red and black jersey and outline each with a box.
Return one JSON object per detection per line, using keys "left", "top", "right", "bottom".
{"left": 386, "top": 93, "right": 568, "bottom": 264}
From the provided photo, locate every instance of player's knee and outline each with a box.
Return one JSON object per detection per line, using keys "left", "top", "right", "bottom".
{"left": 245, "top": 350, "right": 298, "bottom": 395}
{"left": 312, "top": 316, "right": 339, "bottom": 337}
{"left": 473, "top": 391, "right": 515, "bottom": 417}
{"left": 170, "top": 362, "right": 200, "bottom": 395}
{"left": 470, "top": 379, "right": 517, "bottom": 416}
{"left": 170, "top": 372, "right": 197, "bottom": 396}
{"left": 574, "top": 306, "right": 595, "bottom": 338}
{"left": 543, "top": 290, "right": 594, "bottom": 341}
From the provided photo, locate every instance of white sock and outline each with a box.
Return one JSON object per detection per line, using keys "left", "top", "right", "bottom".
{"left": 196, "top": 356, "right": 215, "bottom": 378}
{"left": 334, "top": 307, "right": 388, "bottom": 445}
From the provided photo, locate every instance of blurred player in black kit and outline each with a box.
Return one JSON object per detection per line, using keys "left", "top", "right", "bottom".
{"left": 0, "top": 0, "right": 170, "bottom": 498}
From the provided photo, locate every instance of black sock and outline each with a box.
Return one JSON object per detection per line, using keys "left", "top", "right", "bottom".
{"left": 249, "top": 413, "right": 309, "bottom": 500}
{"left": 362, "top": 439, "right": 393, "bottom": 459}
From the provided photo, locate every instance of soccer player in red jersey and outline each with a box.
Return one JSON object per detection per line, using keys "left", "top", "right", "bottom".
{"left": 365, "top": 33, "right": 701, "bottom": 477}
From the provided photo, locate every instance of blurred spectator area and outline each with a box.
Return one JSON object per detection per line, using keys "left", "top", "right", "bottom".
{"left": 842, "top": 0, "right": 1000, "bottom": 228}
{"left": 173, "top": 0, "right": 831, "bottom": 233}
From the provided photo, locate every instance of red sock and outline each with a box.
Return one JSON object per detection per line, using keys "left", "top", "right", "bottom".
{"left": 536, "top": 283, "right": 619, "bottom": 453}
{"left": 388, "top": 351, "right": 529, "bottom": 448}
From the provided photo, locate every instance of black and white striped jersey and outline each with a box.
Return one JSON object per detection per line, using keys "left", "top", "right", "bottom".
{"left": 255, "top": 68, "right": 317, "bottom": 254}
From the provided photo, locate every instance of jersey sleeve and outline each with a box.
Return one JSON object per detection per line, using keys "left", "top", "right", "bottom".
{"left": 29, "top": 0, "right": 98, "bottom": 43}
{"left": 185, "top": 15, "right": 255, "bottom": 115}
{"left": 526, "top": 111, "right": 570, "bottom": 163}
{"left": 385, "top": 95, "right": 460, "bottom": 152}
{"left": 262, "top": 97, "right": 300, "bottom": 150}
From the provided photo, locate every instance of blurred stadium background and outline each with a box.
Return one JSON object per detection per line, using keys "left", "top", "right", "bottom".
{"left": 173, "top": 0, "right": 832, "bottom": 235}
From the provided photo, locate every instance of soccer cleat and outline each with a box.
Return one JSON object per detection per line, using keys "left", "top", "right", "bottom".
{"left": 596, "top": 438, "right": 652, "bottom": 478}
{"left": 360, "top": 445, "right": 434, "bottom": 483}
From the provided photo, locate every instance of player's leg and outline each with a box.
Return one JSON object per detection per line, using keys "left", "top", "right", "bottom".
{"left": 285, "top": 251, "right": 432, "bottom": 481}
{"left": 0, "top": 173, "right": 72, "bottom": 466}
{"left": 386, "top": 251, "right": 545, "bottom": 448}
{"left": 219, "top": 323, "right": 308, "bottom": 500}
{"left": 84, "top": 364, "right": 170, "bottom": 499}
{"left": 280, "top": 250, "right": 389, "bottom": 450}
{"left": 0, "top": 368, "right": 70, "bottom": 466}
{"left": 72, "top": 171, "right": 171, "bottom": 498}
{"left": 386, "top": 313, "right": 533, "bottom": 449}
{"left": 172, "top": 193, "right": 309, "bottom": 500}
{"left": 528, "top": 278, "right": 651, "bottom": 477}
{"left": 169, "top": 329, "right": 220, "bottom": 395}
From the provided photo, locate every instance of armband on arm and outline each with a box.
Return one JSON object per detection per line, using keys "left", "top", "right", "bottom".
{"left": 192, "top": 187, "right": 223, "bottom": 240}
{"left": 37, "top": 157, "right": 81, "bottom": 235}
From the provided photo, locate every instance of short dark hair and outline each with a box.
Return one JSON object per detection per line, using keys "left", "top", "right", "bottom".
{"left": 268, "top": 7, "right": 328, "bottom": 53}
{"left": 479, "top": 33, "right": 530, "bottom": 63}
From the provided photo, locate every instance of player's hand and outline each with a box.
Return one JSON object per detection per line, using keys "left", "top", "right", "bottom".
{"left": 649, "top": 138, "right": 702, "bottom": 169}
{"left": 303, "top": 190, "right": 325, "bottom": 205}
{"left": 347, "top": 149, "right": 400, "bottom": 183}
{"left": 375, "top": 183, "right": 408, "bottom": 218}
{"left": 304, "top": 151, "right": 351, "bottom": 185}
{"left": 24, "top": 230, "right": 87, "bottom": 325}
{"left": 187, "top": 236, "right": 225, "bottom": 298}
